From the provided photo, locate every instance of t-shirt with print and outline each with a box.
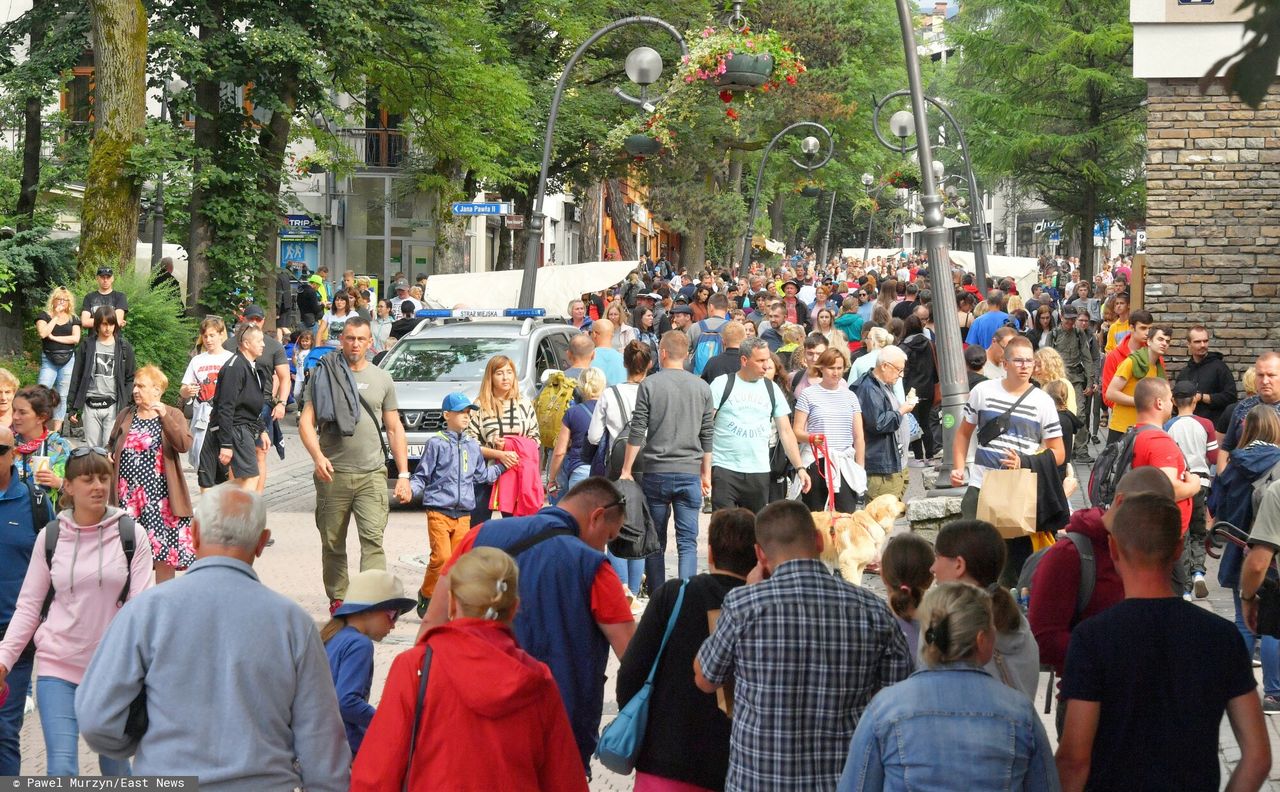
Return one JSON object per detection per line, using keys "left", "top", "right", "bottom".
{"left": 182, "top": 350, "right": 234, "bottom": 405}
{"left": 1107, "top": 356, "right": 1161, "bottom": 433}
{"left": 88, "top": 337, "right": 117, "bottom": 400}
{"left": 305, "top": 362, "right": 398, "bottom": 473}
{"left": 320, "top": 312, "right": 353, "bottom": 346}
{"left": 1060, "top": 598, "right": 1253, "bottom": 792}
{"left": 962, "top": 380, "right": 1062, "bottom": 488}
{"left": 795, "top": 382, "right": 861, "bottom": 453}
{"left": 1131, "top": 426, "right": 1192, "bottom": 533}
{"left": 709, "top": 374, "right": 789, "bottom": 474}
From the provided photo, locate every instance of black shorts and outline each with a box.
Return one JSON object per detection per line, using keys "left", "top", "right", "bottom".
{"left": 711, "top": 467, "right": 769, "bottom": 514}
{"left": 198, "top": 425, "right": 261, "bottom": 487}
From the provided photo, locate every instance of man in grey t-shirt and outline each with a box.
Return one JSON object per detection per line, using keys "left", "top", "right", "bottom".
{"left": 299, "top": 317, "right": 410, "bottom": 609}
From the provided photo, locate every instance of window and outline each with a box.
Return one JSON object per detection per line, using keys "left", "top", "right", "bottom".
{"left": 382, "top": 337, "right": 527, "bottom": 383}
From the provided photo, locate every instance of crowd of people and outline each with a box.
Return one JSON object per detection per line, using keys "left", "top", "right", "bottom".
{"left": 0, "top": 246, "right": 1269, "bottom": 791}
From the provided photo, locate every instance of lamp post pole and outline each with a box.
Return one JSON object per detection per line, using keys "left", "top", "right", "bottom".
{"left": 860, "top": 172, "right": 876, "bottom": 264}
{"left": 738, "top": 122, "right": 834, "bottom": 278}
{"left": 150, "top": 93, "right": 166, "bottom": 271}
{"left": 517, "top": 19, "right": 687, "bottom": 310}
{"left": 881, "top": 0, "right": 968, "bottom": 484}
{"left": 819, "top": 189, "right": 837, "bottom": 267}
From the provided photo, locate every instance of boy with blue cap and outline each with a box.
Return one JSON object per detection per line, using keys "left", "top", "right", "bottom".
{"left": 408, "top": 392, "right": 507, "bottom": 616}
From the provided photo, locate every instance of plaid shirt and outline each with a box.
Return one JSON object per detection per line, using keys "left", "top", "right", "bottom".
{"left": 697, "top": 558, "right": 913, "bottom": 792}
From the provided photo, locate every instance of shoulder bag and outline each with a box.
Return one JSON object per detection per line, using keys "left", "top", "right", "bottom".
{"left": 595, "top": 580, "right": 688, "bottom": 774}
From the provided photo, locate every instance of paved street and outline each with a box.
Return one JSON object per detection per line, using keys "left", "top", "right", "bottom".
{"left": 20, "top": 424, "right": 1280, "bottom": 789}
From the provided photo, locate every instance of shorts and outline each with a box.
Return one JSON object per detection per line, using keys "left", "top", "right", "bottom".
{"left": 198, "top": 424, "right": 261, "bottom": 487}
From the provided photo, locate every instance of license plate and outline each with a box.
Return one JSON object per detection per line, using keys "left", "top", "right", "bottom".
{"left": 406, "top": 444, "right": 425, "bottom": 458}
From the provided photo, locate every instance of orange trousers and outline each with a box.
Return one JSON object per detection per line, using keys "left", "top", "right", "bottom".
{"left": 421, "top": 512, "right": 471, "bottom": 598}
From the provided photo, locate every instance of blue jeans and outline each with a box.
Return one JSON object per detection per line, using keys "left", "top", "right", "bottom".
{"left": 38, "top": 355, "right": 74, "bottom": 422}
{"left": 0, "top": 653, "right": 32, "bottom": 775}
{"left": 1233, "top": 589, "right": 1280, "bottom": 697}
{"left": 641, "top": 472, "right": 702, "bottom": 589}
{"left": 553, "top": 464, "right": 590, "bottom": 505}
{"left": 608, "top": 550, "right": 644, "bottom": 598}
{"left": 36, "top": 676, "right": 132, "bottom": 777}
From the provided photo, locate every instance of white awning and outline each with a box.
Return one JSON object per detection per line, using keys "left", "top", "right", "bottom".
{"left": 422, "top": 260, "right": 638, "bottom": 315}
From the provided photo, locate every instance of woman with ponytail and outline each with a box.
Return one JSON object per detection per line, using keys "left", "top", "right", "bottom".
{"left": 930, "top": 520, "right": 1041, "bottom": 700}
{"left": 879, "top": 533, "right": 934, "bottom": 656}
{"left": 838, "top": 582, "right": 1057, "bottom": 791}
{"left": 350, "top": 547, "right": 587, "bottom": 791}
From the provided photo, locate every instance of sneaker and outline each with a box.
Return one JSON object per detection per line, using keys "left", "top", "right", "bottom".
{"left": 415, "top": 594, "right": 430, "bottom": 619}
{"left": 909, "top": 458, "right": 929, "bottom": 469}
{"left": 1182, "top": 591, "right": 1193, "bottom": 602}
{"left": 328, "top": 599, "right": 343, "bottom": 617}
{"left": 1193, "top": 573, "right": 1209, "bottom": 599}
{"left": 1264, "top": 695, "right": 1280, "bottom": 715}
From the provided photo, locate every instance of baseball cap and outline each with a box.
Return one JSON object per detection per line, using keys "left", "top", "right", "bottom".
{"left": 96, "top": 266, "right": 113, "bottom": 276}
{"left": 442, "top": 392, "right": 480, "bottom": 412}
{"left": 640, "top": 292, "right": 660, "bottom": 301}
{"left": 670, "top": 304, "right": 692, "bottom": 315}
{"left": 1172, "top": 380, "right": 1198, "bottom": 400}
{"left": 242, "top": 304, "right": 266, "bottom": 320}
{"left": 395, "top": 279, "right": 410, "bottom": 291}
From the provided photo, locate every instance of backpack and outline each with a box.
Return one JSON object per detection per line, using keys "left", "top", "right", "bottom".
{"left": 1016, "top": 531, "right": 1095, "bottom": 620}
{"left": 39, "top": 514, "right": 137, "bottom": 622}
{"left": 691, "top": 320, "right": 725, "bottom": 376}
{"left": 1087, "top": 424, "right": 1156, "bottom": 509}
{"left": 535, "top": 371, "right": 578, "bottom": 449}
{"left": 584, "top": 386, "right": 635, "bottom": 479}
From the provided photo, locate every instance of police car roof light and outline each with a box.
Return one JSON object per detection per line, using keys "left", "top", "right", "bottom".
{"left": 413, "top": 308, "right": 546, "bottom": 319}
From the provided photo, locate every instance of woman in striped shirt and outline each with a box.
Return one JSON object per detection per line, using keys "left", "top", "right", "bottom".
{"left": 465, "top": 355, "right": 538, "bottom": 524}
{"left": 793, "top": 348, "right": 867, "bottom": 512}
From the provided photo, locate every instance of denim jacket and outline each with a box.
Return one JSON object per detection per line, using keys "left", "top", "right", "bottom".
{"left": 839, "top": 664, "right": 1060, "bottom": 792}
{"left": 408, "top": 429, "right": 503, "bottom": 516}
{"left": 854, "top": 372, "right": 903, "bottom": 475}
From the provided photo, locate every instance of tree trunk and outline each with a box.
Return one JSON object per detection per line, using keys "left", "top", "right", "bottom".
{"left": 768, "top": 193, "right": 786, "bottom": 243}
{"left": 80, "top": 0, "right": 146, "bottom": 273}
{"left": 685, "top": 224, "right": 707, "bottom": 278}
{"left": 579, "top": 182, "right": 602, "bottom": 263}
{"left": 15, "top": 94, "right": 42, "bottom": 232}
{"left": 254, "top": 78, "right": 296, "bottom": 330}
{"left": 186, "top": 20, "right": 220, "bottom": 313}
{"left": 604, "top": 179, "right": 637, "bottom": 261}
{"left": 1078, "top": 190, "right": 1097, "bottom": 283}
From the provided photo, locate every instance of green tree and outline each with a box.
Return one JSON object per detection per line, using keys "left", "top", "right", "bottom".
{"left": 1203, "top": 0, "right": 1280, "bottom": 107}
{"left": 944, "top": 0, "right": 1147, "bottom": 278}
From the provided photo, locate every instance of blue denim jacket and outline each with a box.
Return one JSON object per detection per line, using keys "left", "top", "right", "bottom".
{"left": 838, "top": 663, "right": 1060, "bottom": 792}
{"left": 853, "top": 372, "right": 904, "bottom": 475}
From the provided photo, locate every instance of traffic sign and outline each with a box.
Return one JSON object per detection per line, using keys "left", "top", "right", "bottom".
{"left": 504, "top": 215, "right": 525, "bottom": 230}
{"left": 451, "top": 202, "right": 512, "bottom": 216}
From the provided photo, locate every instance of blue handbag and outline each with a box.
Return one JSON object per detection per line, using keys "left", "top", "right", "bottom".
{"left": 595, "top": 579, "right": 688, "bottom": 774}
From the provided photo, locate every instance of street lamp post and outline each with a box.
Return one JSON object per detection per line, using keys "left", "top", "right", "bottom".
{"left": 860, "top": 172, "right": 876, "bottom": 264}
{"left": 818, "top": 188, "right": 837, "bottom": 267}
{"left": 881, "top": 0, "right": 968, "bottom": 485}
{"left": 738, "top": 123, "right": 834, "bottom": 278}
{"left": 517, "top": 18, "right": 687, "bottom": 310}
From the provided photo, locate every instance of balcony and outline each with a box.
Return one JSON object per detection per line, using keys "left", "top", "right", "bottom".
{"left": 338, "top": 128, "right": 408, "bottom": 169}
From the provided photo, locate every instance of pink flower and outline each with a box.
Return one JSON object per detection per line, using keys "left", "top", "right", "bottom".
{"left": 681, "top": 54, "right": 690, "bottom": 64}
{"left": 701, "top": 26, "right": 714, "bottom": 37}
{"left": 684, "top": 74, "right": 695, "bottom": 84}
{"left": 123, "top": 430, "right": 150, "bottom": 454}
{"left": 117, "top": 478, "right": 128, "bottom": 500}
{"left": 745, "top": 39, "right": 755, "bottom": 48}
{"left": 160, "top": 497, "right": 177, "bottom": 528}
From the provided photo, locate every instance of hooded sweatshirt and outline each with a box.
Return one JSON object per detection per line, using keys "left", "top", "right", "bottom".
{"left": 1174, "top": 351, "right": 1238, "bottom": 424}
{"left": 349, "top": 619, "right": 587, "bottom": 792}
{"left": 0, "top": 506, "right": 153, "bottom": 683}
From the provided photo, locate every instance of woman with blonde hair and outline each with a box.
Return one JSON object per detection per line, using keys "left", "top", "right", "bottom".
{"left": 849, "top": 326, "right": 897, "bottom": 387}
{"left": 1033, "top": 346, "right": 1077, "bottom": 413}
{"left": 839, "top": 582, "right": 1056, "bottom": 791}
{"left": 546, "top": 368, "right": 606, "bottom": 501}
{"left": 467, "top": 355, "right": 538, "bottom": 523}
{"left": 0, "top": 369, "right": 18, "bottom": 431}
{"left": 812, "top": 307, "right": 848, "bottom": 358}
{"left": 109, "top": 365, "right": 194, "bottom": 582}
{"left": 603, "top": 302, "right": 638, "bottom": 350}
{"left": 350, "top": 548, "right": 587, "bottom": 791}
{"left": 36, "top": 286, "right": 81, "bottom": 432}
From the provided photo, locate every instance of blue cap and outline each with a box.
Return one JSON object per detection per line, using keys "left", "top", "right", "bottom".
{"left": 442, "top": 392, "right": 479, "bottom": 412}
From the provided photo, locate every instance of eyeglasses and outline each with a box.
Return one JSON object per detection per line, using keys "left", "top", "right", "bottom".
{"left": 601, "top": 496, "right": 628, "bottom": 513}
{"left": 881, "top": 361, "right": 905, "bottom": 375}
{"left": 1007, "top": 358, "right": 1036, "bottom": 367}
{"left": 70, "top": 446, "right": 110, "bottom": 459}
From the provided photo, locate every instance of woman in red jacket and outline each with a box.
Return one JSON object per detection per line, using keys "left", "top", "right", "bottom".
{"left": 350, "top": 547, "right": 587, "bottom": 791}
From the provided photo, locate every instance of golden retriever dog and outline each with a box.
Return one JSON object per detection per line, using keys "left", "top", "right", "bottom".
{"left": 813, "top": 494, "right": 906, "bottom": 584}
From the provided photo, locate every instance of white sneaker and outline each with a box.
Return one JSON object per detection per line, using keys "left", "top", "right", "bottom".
{"left": 1182, "top": 591, "right": 1193, "bottom": 602}
{"left": 1193, "top": 573, "right": 1209, "bottom": 599}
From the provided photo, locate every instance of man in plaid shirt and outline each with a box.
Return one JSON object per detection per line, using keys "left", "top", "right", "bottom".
{"left": 695, "top": 500, "right": 913, "bottom": 791}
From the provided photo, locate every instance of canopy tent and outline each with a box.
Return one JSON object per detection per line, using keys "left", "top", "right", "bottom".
{"left": 422, "top": 260, "right": 638, "bottom": 316}
{"left": 842, "top": 247, "right": 906, "bottom": 261}
{"left": 948, "top": 250, "right": 1039, "bottom": 298}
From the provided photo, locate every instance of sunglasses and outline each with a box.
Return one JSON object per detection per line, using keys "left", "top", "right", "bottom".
{"left": 601, "top": 496, "right": 628, "bottom": 513}
{"left": 70, "top": 446, "right": 110, "bottom": 459}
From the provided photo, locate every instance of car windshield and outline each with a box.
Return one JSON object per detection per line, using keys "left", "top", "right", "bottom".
{"left": 382, "top": 337, "right": 526, "bottom": 382}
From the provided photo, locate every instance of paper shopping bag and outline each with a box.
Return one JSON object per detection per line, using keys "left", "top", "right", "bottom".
{"left": 976, "top": 469, "right": 1038, "bottom": 539}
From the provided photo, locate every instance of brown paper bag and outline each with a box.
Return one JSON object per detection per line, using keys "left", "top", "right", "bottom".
{"left": 976, "top": 469, "right": 1038, "bottom": 539}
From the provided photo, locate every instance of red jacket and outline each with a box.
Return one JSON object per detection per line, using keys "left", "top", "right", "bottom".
{"left": 350, "top": 620, "right": 587, "bottom": 792}
{"left": 1027, "top": 508, "right": 1125, "bottom": 676}
{"left": 493, "top": 435, "right": 545, "bottom": 516}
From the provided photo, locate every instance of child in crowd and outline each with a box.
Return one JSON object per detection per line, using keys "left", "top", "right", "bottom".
{"left": 321, "top": 569, "right": 415, "bottom": 759}
{"left": 880, "top": 532, "right": 935, "bottom": 656}
{"left": 1044, "top": 380, "right": 1081, "bottom": 499}
{"left": 1166, "top": 380, "right": 1218, "bottom": 599}
{"left": 291, "top": 330, "right": 315, "bottom": 404}
{"left": 180, "top": 316, "right": 232, "bottom": 468}
{"left": 408, "top": 392, "right": 506, "bottom": 617}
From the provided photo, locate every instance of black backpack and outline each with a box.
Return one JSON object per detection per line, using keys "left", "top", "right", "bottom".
{"left": 39, "top": 515, "right": 137, "bottom": 622}
{"left": 1087, "top": 424, "right": 1156, "bottom": 508}
{"left": 1017, "top": 531, "right": 1095, "bottom": 621}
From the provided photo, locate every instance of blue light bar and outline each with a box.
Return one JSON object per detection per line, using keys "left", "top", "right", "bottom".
{"left": 414, "top": 308, "right": 547, "bottom": 319}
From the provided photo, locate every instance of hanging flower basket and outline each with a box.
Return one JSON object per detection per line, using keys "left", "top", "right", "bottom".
{"left": 715, "top": 52, "right": 774, "bottom": 91}
{"left": 680, "top": 23, "right": 805, "bottom": 94}
{"left": 884, "top": 165, "right": 920, "bottom": 190}
{"left": 799, "top": 185, "right": 822, "bottom": 198}
{"left": 623, "top": 135, "right": 662, "bottom": 157}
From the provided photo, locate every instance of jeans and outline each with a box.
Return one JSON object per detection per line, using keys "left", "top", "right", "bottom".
{"left": 0, "top": 653, "right": 32, "bottom": 774}
{"left": 641, "top": 472, "right": 702, "bottom": 589}
{"left": 553, "top": 464, "right": 590, "bottom": 505}
{"left": 38, "top": 356, "right": 74, "bottom": 421}
{"left": 1233, "top": 589, "right": 1280, "bottom": 697}
{"left": 608, "top": 550, "right": 644, "bottom": 598}
{"left": 36, "top": 676, "right": 132, "bottom": 777}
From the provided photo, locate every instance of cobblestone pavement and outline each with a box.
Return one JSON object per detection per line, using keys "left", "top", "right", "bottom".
{"left": 23, "top": 426, "right": 1280, "bottom": 789}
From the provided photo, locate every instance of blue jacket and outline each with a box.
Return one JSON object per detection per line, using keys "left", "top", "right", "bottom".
{"left": 409, "top": 430, "right": 503, "bottom": 517}
{"left": 839, "top": 664, "right": 1059, "bottom": 792}
{"left": 854, "top": 372, "right": 904, "bottom": 475}
{"left": 473, "top": 507, "right": 609, "bottom": 768}
{"left": 0, "top": 467, "right": 50, "bottom": 628}
{"left": 1209, "top": 441, "right": 1280, "bottom": 588}
{"left": 324, "top": 625, "right": 375, "bottom": 757}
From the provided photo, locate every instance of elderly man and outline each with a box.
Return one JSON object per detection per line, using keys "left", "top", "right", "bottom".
{"left": 77, "top": 485, "right": 351, "bottom": 791}
{"left": 855, "top": 345, "right": 915, "bottom": 500}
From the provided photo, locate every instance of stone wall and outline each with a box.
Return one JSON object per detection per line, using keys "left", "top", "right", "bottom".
{"left": 1144, "top": 79, "right": 1280, "bottom": 374}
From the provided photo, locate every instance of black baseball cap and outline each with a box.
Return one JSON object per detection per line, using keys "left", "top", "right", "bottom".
{"left": 243, "top": 304, "right": 266, "bottom": 319}
{"left": 96, "top": 266, "right": 113, "bottom": 276}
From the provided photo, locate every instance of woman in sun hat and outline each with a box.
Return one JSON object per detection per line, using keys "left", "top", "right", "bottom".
{"left": 321, "top": 569, "right": 416, "bottom": 758}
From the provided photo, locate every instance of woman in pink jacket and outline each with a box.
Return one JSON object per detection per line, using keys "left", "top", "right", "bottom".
{"left": 0, "top": 448, "right": 153, "bottom": 776}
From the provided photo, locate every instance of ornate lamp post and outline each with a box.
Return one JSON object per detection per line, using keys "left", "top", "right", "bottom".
{"left": 737, "top": 123, "right": 834, "bottom": 277}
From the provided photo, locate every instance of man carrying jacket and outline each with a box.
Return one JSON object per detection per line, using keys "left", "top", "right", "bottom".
{"left": 1174, "top": 326, "right": 1237, "bottom": 426}
{"left": 855, "top": 346, "right": 914, "bottom": 501}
